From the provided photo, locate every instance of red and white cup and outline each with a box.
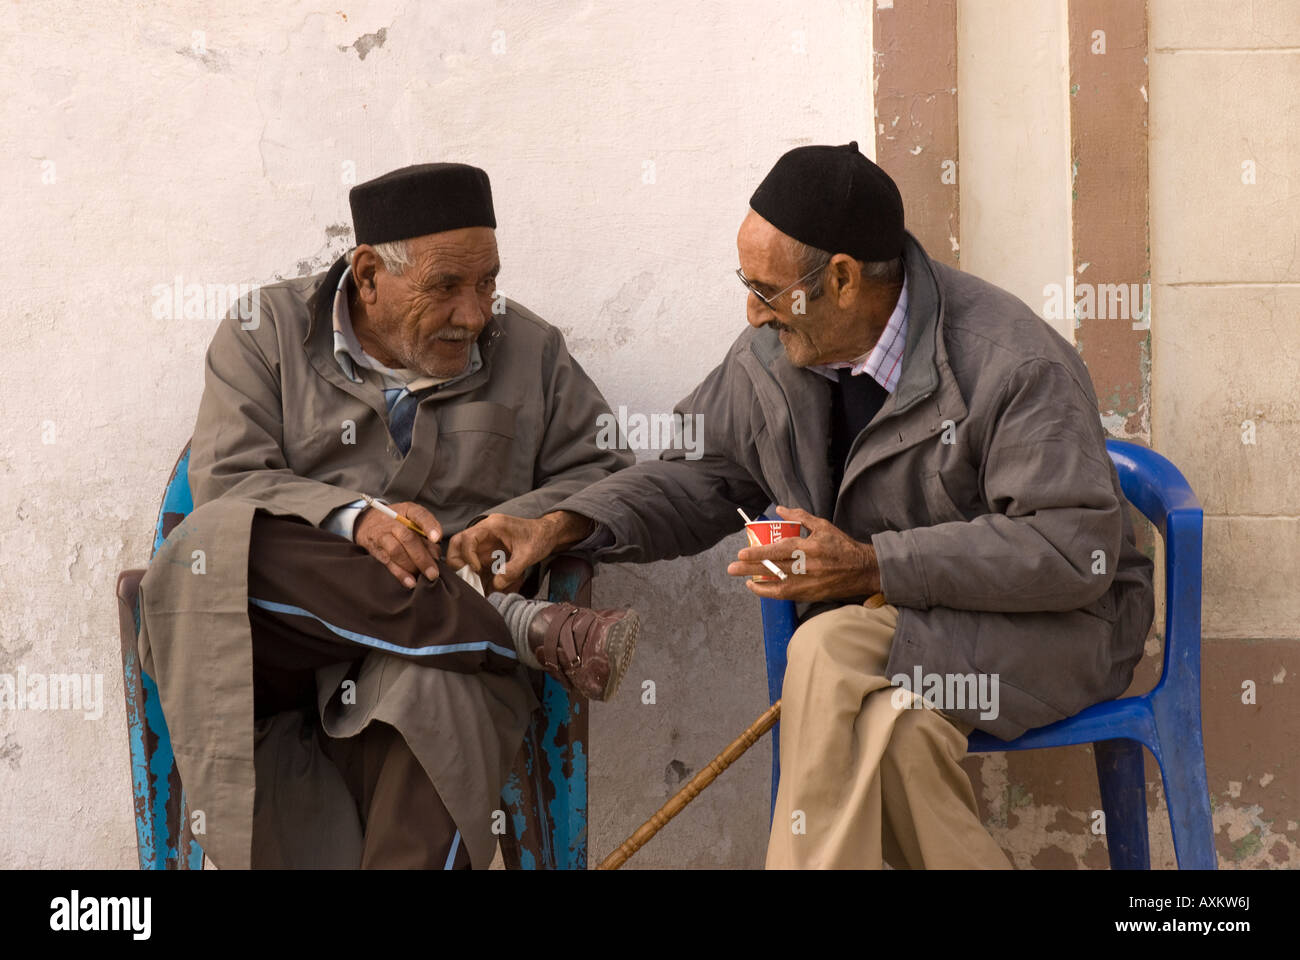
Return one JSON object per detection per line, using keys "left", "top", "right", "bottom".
{"left": 744, "top": 520, "right": 804, "bottom": 581}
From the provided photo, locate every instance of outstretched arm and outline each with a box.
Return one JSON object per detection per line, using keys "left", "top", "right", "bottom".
{"left": 449, "top": 347, "right": 773, "bottom": 586}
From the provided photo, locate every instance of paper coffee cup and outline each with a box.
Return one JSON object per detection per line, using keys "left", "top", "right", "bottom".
{"left": 744, "top": 520, "right": 804, "bottom": 581}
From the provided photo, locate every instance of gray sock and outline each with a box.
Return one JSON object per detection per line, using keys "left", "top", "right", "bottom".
{"left": 488, "top": 592, "right": 551, "bottom": 669}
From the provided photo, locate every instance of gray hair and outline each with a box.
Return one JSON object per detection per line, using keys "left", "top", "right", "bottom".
{"left": 788, "top": 237, "right": 903, "bottom": 298}
{"left": 351, "top": 239, "right": 412, "bottom": 276}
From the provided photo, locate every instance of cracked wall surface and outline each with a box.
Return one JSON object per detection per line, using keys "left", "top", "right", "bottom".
{"left": 0, "top": 0, "right": 876, "bottom": 869}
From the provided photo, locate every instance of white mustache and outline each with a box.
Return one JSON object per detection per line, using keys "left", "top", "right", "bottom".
{"left": 436, "top": 328, "right": 474, "bottom": 341}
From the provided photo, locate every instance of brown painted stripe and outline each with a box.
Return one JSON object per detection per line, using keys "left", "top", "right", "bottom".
{"left": 1069, "top": 2, "right": 1157, "bottom": 663}
{"left": 873, "top": 0, "right": 960, "bottom": 268}
{"left": 1068, "top": 0, "right": 1151, "bottom": 441}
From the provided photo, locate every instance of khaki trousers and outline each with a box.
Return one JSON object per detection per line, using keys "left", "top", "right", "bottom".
{"left": 766, "top": 603, "right": 1012, "bottom": 869}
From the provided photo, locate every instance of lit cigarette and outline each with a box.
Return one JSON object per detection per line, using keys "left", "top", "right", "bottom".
{"left": 362, "top": 494, "right": 438, "bottom": 541}
{"left": 736, "top": 507, "right": 788, "bottom": 581}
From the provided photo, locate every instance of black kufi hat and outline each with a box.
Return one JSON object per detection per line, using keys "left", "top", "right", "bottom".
{"left": 749, "top": 142, "right": 904, "bottom": 261}
{"left": 349, "top": 162, "right": 496, "bottom": 245}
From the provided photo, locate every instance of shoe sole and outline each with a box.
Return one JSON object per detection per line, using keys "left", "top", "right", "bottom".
{"left": 600, "top": 610, "right": 639, "bottom": 701}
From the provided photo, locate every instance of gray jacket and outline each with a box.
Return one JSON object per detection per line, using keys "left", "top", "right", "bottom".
{"left": 554, "top": 231, "right": 1155, "bottom": 740}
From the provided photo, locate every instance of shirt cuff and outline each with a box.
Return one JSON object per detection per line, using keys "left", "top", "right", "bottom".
{"left": 321, "top": 498, "right": 372, "bottom": 542}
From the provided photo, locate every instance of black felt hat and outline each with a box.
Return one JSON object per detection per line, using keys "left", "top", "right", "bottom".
{"left": 349, "top": 162, "right": 496, "bottom": 245}
{"left": 749, "top": 142, "right": 904, "bottom": 261}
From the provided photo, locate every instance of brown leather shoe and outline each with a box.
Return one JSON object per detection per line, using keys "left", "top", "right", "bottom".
{"left": 526, "top": 603, "right": 639, "bottom": 701}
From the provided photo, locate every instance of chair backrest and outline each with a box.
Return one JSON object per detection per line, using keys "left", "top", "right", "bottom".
{"left": 1102, "top": 439, "right": 1203, "bottom": 701}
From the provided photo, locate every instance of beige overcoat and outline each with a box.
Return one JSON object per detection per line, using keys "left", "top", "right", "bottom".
{"left": 137, "top": 252, "right": 632, "bottom": 869}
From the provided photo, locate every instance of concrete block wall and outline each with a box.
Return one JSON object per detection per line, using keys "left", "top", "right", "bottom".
{"left": 1146, "top": 0, "right": 1300, "bottom": 867}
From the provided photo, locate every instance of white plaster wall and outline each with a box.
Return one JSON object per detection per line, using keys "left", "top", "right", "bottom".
{"left": 956, "top": 0, "right": 1074, "bottom": 339}
{"left": 0, "top": 1, "right": 873, "bottom": 867}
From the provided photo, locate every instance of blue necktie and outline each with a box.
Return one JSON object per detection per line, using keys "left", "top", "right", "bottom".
{"left": 387, "top": 389, "right": 424, "bottom": 455}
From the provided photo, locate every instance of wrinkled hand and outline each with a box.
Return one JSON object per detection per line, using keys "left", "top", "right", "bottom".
{"left": 447, "top": 510, "right": 593, "bottom": 594}
{"left": 445, "top": 511, "right": 536, "bottom": 594}
{"left": 355, "top": 501, "right": 443, "bottom": 589}
{"left": 446, "top": 514, "right": 551, "bottom": 594}
{"left": 727, "top": 505, "right": 881, "bottom": 602}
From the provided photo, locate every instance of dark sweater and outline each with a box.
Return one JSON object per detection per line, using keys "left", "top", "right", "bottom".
{"left": 828, "top": 367, "right": 889, "bottom": 496}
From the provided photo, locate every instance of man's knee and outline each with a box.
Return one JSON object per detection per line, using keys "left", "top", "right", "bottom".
{"left": 785, "top": 603, "right": 897, "bottom": 677}
{"left": 884, "top": 702, "right": 971, "bottom": 771}
{"left": 786, "top": 606, "right": 852, "bottom": 671}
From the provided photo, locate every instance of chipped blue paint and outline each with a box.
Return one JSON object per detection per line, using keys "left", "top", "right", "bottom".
{"left": 122, "top": 646, "right": 157, "bottom": 870}
{"left": 485, "top": 558, "right": 593, "bottom": 870}
{"left": 540, "top": 675, "right": 587, "bottom": 869}
{"left": 141, "top": 669, "right": 178, "bottom": 864}
{"left": 499, "top": 774, "right": 538, "bottom": 870}
{"left": 152, "top": 448, "right": 193, "bottom": 555}
{"left": 128, "top": 659, "right": 208, "bottom": 869}
{"left": 123, "top": 446, "right": 207, "bottom": 869}
{"left": 524, "top": 715, "right": 557, "bottom": 868}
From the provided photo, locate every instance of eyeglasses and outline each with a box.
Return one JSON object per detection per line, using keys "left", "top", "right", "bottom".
{"left": 735, "top": 264, "right": 825, "bottom": 308}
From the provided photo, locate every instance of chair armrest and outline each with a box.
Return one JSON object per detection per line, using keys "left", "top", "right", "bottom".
{"left": 1105, "top": 440, "right": 1204, "bottom": 699}
{"left": 546, "top": 554, "right": 593, "bottom": 608}
{"left": 1105, "top": 439, "right": 1201, "bottom": 538}
{"left": 116, "top": 569, "right": 145, "bottom": 660}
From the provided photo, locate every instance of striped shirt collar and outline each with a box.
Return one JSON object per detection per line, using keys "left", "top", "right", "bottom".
{"left": 330, "top": 264, "right": 481, "bottom": 391}
{"left": 808, "top": 268, "right": 909, "bottom": 393}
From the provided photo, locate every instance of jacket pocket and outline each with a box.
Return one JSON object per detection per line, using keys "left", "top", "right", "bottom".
{"left": 921, "top": 469, "right": 967, "bottom": 524}
{"left": 430, "top": 402, "right": 523, "bottom": 505}
{"left": 438, "top": 401, "right": 516, "bottom": 439}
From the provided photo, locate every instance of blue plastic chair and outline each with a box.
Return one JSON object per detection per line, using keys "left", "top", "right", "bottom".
{"left": 759, "top": 439, "right": 1215, "bottom": 869}
{"left": 117, "top": 441, "right": 591, "bottom": 869}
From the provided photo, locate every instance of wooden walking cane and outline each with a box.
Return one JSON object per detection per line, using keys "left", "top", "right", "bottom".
{"left": 597, "top": 591, "right": 887, "bottom": 870}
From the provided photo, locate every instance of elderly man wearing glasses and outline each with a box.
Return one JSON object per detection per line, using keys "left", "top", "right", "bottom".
{"left": 450, "top": 143, "right": 1154, "bottom": 869}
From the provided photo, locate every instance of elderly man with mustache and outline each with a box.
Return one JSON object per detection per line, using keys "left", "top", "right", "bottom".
{"left": 136, "top": 163, "right": 639, "bottom": 870}
{"left": 451, "top": 144, "right": 1155, "bottom": 869}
